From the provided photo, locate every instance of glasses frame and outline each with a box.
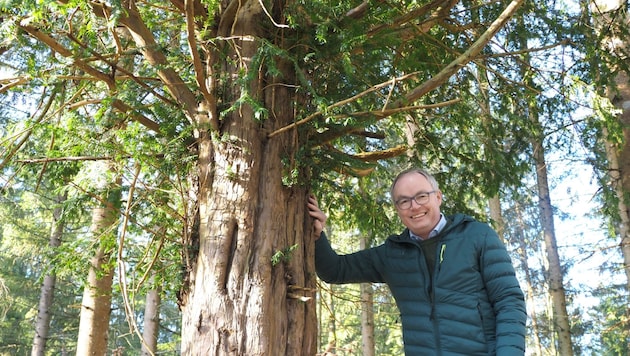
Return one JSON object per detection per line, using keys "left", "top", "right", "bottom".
{"left": 395, "top": 191, "right": 436, "bottom": 210}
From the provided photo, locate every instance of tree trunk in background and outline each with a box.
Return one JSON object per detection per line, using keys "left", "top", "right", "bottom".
{"left": 488, "top": 196, "right": 505, "bottom": 241}
{"left": 360, "top": 236, "right": 375, "bottom": 356}
{"left": 514, "top": 202, "right": 544, "bottom": 355}
{"left": 591, "top": 1, "right": 630, "bottom": 341}
{"left": 323, "top": 284, "right": 337, "bottom": 354}
{"left": 76, "top": 181, "right": 121, "bottom": 355}
{"left": 178, "top": 1, "right": 316, "bottom": 354}
{"left": 605, "top": 71, "right": 630, "bottom": 290}
{"left": 141, "top": 271, "right": 160, "bottom": 356}
{"left": 603, "top": 124, "right": 630, "bottom": 289}
{"left": 592, "top": 0, "right": 630, "bottom": 305}
{"left": 404, "top": 115, "right": 420, "bottom": 160}
{"left": 32, "top": 194, "right": 65, "bottom": 356}
{"left": 530, "top": 128, "right": 574, "bottom": 355}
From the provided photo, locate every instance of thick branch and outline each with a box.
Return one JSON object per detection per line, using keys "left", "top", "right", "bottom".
{"left": 112, "top": 100, "right": 161, "bottom": 132}
{"left": 17, "top": 154, "right": 164, "bottom": 163}
{"left": 0, "top": 76, "right": 28, "bottom": 94}
{"left": 102, "top": 1, "right": 205, "bottom": 125}
{"left": 368, "top": 0, "right": 458, "bottom": 39}
{"left": 352, "top": 145, "right": 408, "bottom": 162}
{"left": 184, "top": 0, "right": 212, "bottom": 102}
{"left": 324, "top": 144, "right": 408, "bottom": 177}
{"left": 345, "top": 1, "right": 370, "bottom": 19}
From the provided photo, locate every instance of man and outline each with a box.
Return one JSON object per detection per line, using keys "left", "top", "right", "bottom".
{"left": 307, "top": 168, "right": 526, "bottom": 355}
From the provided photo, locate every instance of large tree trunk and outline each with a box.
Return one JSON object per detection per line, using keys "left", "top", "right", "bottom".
{"left": 32, "top": 194, "right": 65, "bottom": 356}
{"left": 531, "top": 131, "right": 574, "bottom": 355}
{"left": 76, "top": 181, "right": 120, "bottom": 355}
{"left": 178, "top": 1, "right": 317, "bottom": 354}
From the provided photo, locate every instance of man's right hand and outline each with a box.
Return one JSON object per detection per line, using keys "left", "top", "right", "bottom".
{"left": 307, "top": 195, "right": 327, "bottom": 240}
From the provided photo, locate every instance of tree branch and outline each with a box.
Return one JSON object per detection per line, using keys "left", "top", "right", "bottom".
{"left": 105, "top": 1, "right": 204, "bottom": 126}
{"left": 16, "top": 154, "right": 164, "bottom": 164}
{"left": 18, "top": 20, "right": 165, "bottom": 133}
{"left": 64, "top": 31, "right": 178, "bottom": 107}
{"left": 184, "top": 0, "right": 212, "bottom": 101}
{"left": 18, "top": 21, "right": 114, "bottom": 86}
{"left": 0, "top": 89, "right": 57, "bottom": 171}
{"left": 272, "top": 0, "right": 525, "bottom": 142}
{"left": 0, "top": 76, "right": 28, "bottom": 94}
{"left": 352, "top": 145, "right": 408, "bottom": 162}
{"left": 267, "top": 72, "right": 421, "bottom": 138}
{"left": 367, "top": 0, "right": 458, "bottom": 39}
{"left": 399, "top": 0, "right": 526, "bottom": 106}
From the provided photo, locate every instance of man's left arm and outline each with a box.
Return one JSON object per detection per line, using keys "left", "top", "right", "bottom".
{"left": 481, "top": 228, "right": 527, "bottom": 356}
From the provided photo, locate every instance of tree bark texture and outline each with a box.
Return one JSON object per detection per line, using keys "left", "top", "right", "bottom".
{"left": 179, "top": 1, "right": 317, "bottom": 354}
{"left": 76, "top": 201, "right": 118, "bottom": 356}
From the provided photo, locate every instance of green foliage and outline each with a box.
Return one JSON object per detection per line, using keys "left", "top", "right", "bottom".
{"left": 271, "top": 244, "right": 299, "bottom": 266}
{"left": 317, "top": 239, "right": 403, "bottom": 355}
{"left": 586, "top": 284, "right": 630, "bottom": 355}
{"left": 0, "top": 188, "right": 78, "bottom": 354}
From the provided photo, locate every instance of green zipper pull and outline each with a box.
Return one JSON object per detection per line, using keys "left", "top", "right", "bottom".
{"left": 439, "top": 244, "right": 446, "bottom": 263}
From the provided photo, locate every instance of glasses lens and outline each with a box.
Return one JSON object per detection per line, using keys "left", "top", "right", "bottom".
{"left": 414, "top": 194, "right": 428, "bottom": 205}
{"left": 396, "top": 192, "right": 433, "bottom": 209}
{"left": 397, "top": 199, "right": 410, "bottom": 209}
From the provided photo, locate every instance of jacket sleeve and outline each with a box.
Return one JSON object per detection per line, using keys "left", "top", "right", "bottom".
{"left": 314, "top": 232, "right": 386, "bottom": 284}
{"left": 480, "top": 227, "right": 527, "bottom": 356}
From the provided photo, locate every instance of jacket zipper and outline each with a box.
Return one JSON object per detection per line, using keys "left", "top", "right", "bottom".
{"left": 431, "top": 242, "right": 446, "bottom": 355}
{"left": 431, "top": 243, "right": 446, "bottom": 320}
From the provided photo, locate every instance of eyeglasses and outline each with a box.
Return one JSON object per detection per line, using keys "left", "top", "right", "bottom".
{"left": 395, "top": 191, "right": 436, "bottom": 210}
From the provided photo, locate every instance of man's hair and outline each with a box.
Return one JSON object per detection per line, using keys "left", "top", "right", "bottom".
{"left": 390, "top": 168, "right": 440, "bottom": 202}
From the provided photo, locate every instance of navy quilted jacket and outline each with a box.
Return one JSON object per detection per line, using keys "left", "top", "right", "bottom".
{"left": 315, "top": 213, "right": 526, "bottom": 355}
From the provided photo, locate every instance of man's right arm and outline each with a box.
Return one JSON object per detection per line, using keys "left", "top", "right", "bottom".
{"left": 307, "top": 195, "right": 385, "bottom": 284}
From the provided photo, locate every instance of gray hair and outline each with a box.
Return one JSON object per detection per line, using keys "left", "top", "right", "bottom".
{"left": 390, "top": 168, "right": 440, "bottom": 202}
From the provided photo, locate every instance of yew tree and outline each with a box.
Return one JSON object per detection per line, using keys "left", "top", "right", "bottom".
{"left": 1, "top": 0, "right": 526, "bottom": 354}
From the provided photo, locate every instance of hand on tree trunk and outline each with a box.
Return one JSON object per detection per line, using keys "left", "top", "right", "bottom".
{"left": 307, "top": 195, "right": 327, "bottom": 240}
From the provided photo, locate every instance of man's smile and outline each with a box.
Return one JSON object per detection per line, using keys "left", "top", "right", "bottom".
{"left": 411, "top": 212, "right": 427, "bottom": 219}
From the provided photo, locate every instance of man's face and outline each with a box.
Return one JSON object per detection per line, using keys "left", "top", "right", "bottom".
{"left": 392, "top": 172, "right": 443, "bottom": 238}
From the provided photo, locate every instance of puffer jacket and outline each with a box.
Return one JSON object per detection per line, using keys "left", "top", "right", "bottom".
{"left": 315, "top": 213, "right": 526, "bottom": 355}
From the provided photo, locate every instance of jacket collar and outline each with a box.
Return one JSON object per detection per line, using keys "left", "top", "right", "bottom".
{"left": 389, "top": 213, "right": 473, "bottom": 243}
